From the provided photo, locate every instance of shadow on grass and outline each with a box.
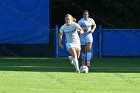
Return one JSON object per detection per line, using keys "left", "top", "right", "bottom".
{"left": 0, "top": 57, "right": 140, "bottom": 73}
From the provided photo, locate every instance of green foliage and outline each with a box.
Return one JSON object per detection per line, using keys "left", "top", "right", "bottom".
{"left": 51, "top": 0, "right": 140, "bottom": 28}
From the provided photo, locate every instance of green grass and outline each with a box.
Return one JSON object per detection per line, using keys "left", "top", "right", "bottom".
{"left": 0, "top": 57, "right": 140, "bottom": 93}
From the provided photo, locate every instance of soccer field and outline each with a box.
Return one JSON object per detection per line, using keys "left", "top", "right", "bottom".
{"left": 0, "top": 57, "right": 140, "bottom": 93}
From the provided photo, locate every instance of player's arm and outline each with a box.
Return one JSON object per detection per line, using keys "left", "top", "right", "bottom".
{"left": 91, "top": 24, "right": 96, "bottom": 33}
{"left": 76, "top": 23, "right": 84, "bottom": 34}
{"left": 58, "top": 33, "right": 64, "bottom": 49}
{"left": 58, "top": 26, "right": 64, "bottom": 49}
{"left": 90, "top": 19, "right": 96, "bottom": 33}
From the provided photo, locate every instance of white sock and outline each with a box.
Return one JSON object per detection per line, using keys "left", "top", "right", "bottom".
{"left": 73, "top": 57, "right": 80, "bottom": 71}
{"left": 82, "top": 53, "right": 86, "bottom": 62}
{"left": 68, "top": 56, "right": 72, "bottom": 60}
{"left": 87, "top": 52, "right": 92, "bottom": 63}
{"left": 68, "top": 56, "right": 73, "bottom": 65}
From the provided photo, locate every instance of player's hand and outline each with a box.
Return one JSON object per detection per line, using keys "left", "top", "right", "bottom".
{"left": 80, "top": 31, "right": 84, "bottom": 34}
{"left": 77, "top": 29, "right": 84, "bottom": 34}
{"left": 59, "top": 43, "right": 64, "bottom": 49}
{"left": 89, "top": 30, "right": 93, "bottom": 33}
{"left": 90, "top": 30, "right": 95, "bottom": 33}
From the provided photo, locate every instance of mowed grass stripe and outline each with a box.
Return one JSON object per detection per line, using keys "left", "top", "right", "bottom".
{"left": 0, "top": 58, "right": 140, "bottom": 93}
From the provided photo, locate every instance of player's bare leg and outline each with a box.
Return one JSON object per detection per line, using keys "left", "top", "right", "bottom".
{"left": 69, "top": 49, "right": 80, "bottom": 65}
{"left": 68, "top": 48, "right": 80, "bottom": 73}
{"left": 76, "top": 50, "right": 80, "bottom": 59}
{"left": 76, "top": 50, "right": 81, "bottom": 73}
{"left": 86, "top": 42, "right": 92, "bottom": 67}
{"left": 81, "top": 45, "right": 86, "bottom": 66}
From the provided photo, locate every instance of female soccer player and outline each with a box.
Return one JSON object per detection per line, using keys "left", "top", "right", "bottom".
{"left": 78, "top": 10, "right": 96, "bottom": 67}
{"left": 58, "top": 14, "right": 84, "bottom": 73}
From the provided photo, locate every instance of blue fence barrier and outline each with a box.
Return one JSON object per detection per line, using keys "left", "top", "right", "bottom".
{"left": 102, "top": 29, "right": 140, "bottom": 57}
{"left": 55, "top": 25, "right": 140, "bottom": 57}
{"left": 0, "top": 0, "right": 50, "bottom": 44}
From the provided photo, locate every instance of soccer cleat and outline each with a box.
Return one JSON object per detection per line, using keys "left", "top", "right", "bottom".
{"left": 68, "top": 56, "right": 73, "bottom": 65}
{"left": 82, "top": 61, "right": 86, "bottom": 66}
{"left": 85, "top": 71, "right": 88, "bottom": 73}
{"left": 87, "top": 62, "right": 91, "bottom": 67}
{"left": 76, "top": 70, "right": 80, "bottom": 73}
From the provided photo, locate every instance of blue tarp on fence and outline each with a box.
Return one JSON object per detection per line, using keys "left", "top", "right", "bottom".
{"left": 102, "top": 29, "right": 140, "bottom": 56}
{"left": 0, "top": 0, "right": 50, "bottom": 44}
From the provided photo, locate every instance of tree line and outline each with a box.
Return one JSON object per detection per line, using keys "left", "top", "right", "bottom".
{"left": 51, "top": 0, "right": 140, "bottom": 28}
